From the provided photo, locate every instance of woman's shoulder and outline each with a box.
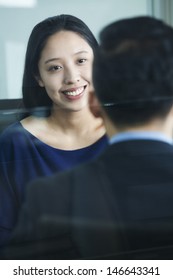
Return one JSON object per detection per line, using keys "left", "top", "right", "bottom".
{"left": 0, "top": 116, "right": 40, "bottom": 141}
{"left": 0, "top": 122, "right": 25, "bottom": 160}
{"left": 0, "top": 121, "right": 24, "bottom": 140}
{"left": 0, "top": 120, "right": 35, "bottom": 153}
{"left": 91, "top": 133, "right": 109, "bottom": 149}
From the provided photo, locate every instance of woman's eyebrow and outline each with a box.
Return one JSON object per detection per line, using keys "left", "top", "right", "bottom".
{"left": 45, "top": 50, "right": 89, "bottom": 64}
{"left": 45, "top": 57, "right": 60, "bottom": 64}
{"left": 74, "top": 50, "right": 89, "bottom": 55}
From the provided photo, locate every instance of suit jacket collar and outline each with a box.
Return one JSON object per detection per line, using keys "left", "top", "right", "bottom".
{"left": 102, "top": 139, "right": 173, "bottom": 158}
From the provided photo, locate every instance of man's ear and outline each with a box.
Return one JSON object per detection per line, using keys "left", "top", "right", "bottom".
{"left": 35, "top": 75, "right": 44, "bottom": 87}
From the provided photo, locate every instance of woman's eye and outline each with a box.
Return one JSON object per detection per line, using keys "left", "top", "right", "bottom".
{"left": 48, "top": 65, "right": 62, "bottom": 71}
{"left": 78, "top": 58, "right": 87, "bottom": 64}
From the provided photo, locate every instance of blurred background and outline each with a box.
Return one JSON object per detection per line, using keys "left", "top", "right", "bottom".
{"left": 0, "top": 0, "right": 173, "bottom": 100}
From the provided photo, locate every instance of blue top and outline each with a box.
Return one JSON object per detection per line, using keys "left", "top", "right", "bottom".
{"left": 0, "top": 122, "right": 108, "bottom": 247}
{"left": 110, "top": 131, "right": 173, "bottom": 145}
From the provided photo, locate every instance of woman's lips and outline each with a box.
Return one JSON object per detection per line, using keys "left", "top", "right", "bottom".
{"left": 62, "top": 86, "right": 86, "bottom": 100}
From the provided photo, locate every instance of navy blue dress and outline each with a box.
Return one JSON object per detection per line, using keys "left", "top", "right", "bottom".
{"left": 0, "top": 122, "right": 108, "bottom": 247}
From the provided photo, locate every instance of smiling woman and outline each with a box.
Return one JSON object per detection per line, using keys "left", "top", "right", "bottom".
{"left": 0, "top": 14, "right": 108, "bottom": 248}
{"left": 35, "top": 30, "right": 94, "bottom": 114}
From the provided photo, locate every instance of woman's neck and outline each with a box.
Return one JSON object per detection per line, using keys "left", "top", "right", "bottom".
{"left": 49, "top": 106, "right": 102, "bottom": 134}
{"left": 21, "top": 106, "right": 106, "bottom": 150}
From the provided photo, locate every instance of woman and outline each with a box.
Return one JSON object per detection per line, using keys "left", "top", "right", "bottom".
{"left": 0, "top": 14, "right": 108, "bottom": 247}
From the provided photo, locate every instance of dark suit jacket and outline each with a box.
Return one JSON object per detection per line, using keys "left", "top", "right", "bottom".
{"left": 4, "top": 140, "right": 173, "bottom": 259}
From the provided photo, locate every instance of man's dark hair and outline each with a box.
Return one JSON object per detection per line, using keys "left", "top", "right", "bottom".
{"left": 93, "top": 16, "right": 173, "bottom": 128}
{"left": 22, "top": 14, "right": 98, "bottom": 114}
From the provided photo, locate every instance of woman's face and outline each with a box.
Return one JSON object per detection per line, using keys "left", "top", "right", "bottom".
{"left": 37, "top": 30, "right": 94, "bottom": 112}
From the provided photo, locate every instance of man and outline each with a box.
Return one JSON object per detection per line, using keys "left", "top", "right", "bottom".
{"left": 4, "top": 16, "right": 173, "bottom": 259}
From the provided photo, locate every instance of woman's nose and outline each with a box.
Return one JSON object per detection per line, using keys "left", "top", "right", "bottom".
{"left": 63, "top": 67, "right": 80, "bottom": 85}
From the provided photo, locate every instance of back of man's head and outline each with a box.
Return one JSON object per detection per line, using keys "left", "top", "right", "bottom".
{"left": 93, "top": 16, "right": 173, "bottom": 128}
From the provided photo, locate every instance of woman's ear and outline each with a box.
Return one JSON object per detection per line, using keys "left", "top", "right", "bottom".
{"left": 35, "top": 75, "right": 44, "bottom": 87}
{"left": 89, "top": 91, "right": 102, "bottom": 117}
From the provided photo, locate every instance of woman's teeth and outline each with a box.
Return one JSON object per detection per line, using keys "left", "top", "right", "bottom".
{"left": 64, "top": 87, "right": 84, "bottom": 96}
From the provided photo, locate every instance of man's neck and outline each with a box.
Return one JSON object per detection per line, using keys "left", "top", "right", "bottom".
{"left": 104, "top": 116, "right": 173, "bottom": 140}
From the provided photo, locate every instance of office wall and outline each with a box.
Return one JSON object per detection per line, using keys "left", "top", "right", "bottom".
{"left": 0, "top": 0, "right": 152, "bottom": 99}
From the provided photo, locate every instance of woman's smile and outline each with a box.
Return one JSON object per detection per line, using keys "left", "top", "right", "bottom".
{"left": 61, "top": 86, "right": 86, "bottom": 100}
